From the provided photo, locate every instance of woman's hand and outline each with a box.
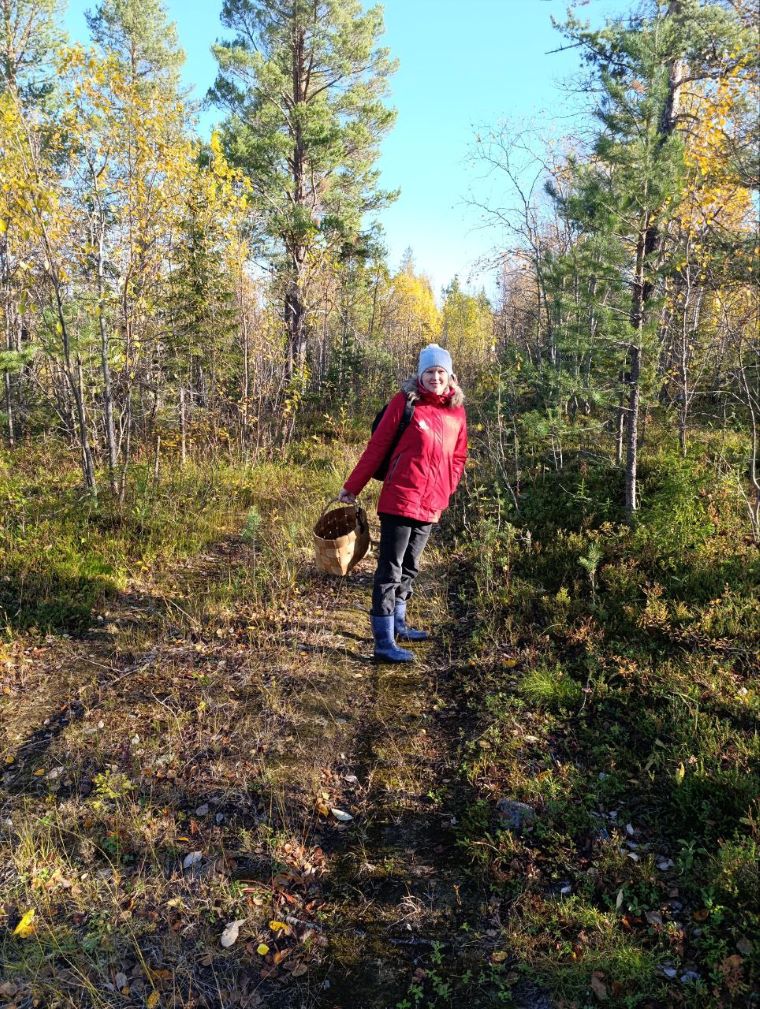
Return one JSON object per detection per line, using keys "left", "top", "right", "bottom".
{"left": 338, "top": 487, "right": 356, "bottom": 504}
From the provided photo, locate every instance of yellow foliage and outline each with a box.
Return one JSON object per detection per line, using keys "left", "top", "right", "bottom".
{"left": 13, "top": 909, "right": 36, "bottom": 938}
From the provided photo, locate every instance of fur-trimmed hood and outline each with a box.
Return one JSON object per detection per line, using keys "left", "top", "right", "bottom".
{"left": 401, "top": 375, "right": 465, "bottom": 408}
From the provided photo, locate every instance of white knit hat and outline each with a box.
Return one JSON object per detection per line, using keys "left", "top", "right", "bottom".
{"left": 417, "top": 343, "right": 453, "bottom": 377}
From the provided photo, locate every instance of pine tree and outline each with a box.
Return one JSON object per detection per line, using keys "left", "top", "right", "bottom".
{"left": 557, "top": 0, "right": 749, "bottom": 515}
{"left": 210, "top": 0, "right": 397, "bottom": 381}
{"left": 86, "top": 0, "right": 183, "bottom": 88}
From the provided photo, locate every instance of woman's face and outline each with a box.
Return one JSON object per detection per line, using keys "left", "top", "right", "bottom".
{"left": 420, "top": 366, "right": 449, "bottom": 394}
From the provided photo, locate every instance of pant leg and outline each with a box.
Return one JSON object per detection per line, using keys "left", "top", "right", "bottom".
{"left": 398, "top": 522, "right": 433, "bottom": 601}
{"left": 371, "top": 515, "right": 413, "bottom": 616}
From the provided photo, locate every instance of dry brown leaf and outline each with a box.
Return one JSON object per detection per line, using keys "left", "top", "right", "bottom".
{"left": 590, "top": 972, "right": 608, "bottom": 1001}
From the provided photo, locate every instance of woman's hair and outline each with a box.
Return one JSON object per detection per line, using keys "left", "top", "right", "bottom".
{"left": 402, "top": 374, "right": 465, "bottom": 407}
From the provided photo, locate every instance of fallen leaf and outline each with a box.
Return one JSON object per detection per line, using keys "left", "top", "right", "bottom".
{"left": 269, "top": 920, "right": 289, "bottom": 933}
{"left": 256, "top": 943, "right": 270, "bottom": 956}
{"left": 491, "top": 950, "right": 509, "bottom": 963}
{"left": 13, "top": 909, "right": 36, "bottom": 938}
{"left": 719, "top": 953, "right": 744, "bottom": 987}
{"left": 290, "top": 962, "right": 308, "bottom": 977}
{"left": 590, "top": 972, "right": 608, "bottom": 1001}
{"left": 692, "top": 909, "right": 709, "bottom": 922}
{"left": 330, "top": 808, "right": 353, "bottom": 822}
{"left": 146, "top": 993, "right": 160, "bottom": 1009}
{"left": 674, "top": 762, "right": 685, "bottom": 785}
{"left": 736, "top": 937, "right": 752, "bottom": 956}
{"left": 220, "top": 919, "right": 246, "bottom": 948}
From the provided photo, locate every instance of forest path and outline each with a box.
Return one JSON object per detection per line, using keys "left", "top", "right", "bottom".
{"left": 0, "top": 521, "right": 536, "bottom": 1009}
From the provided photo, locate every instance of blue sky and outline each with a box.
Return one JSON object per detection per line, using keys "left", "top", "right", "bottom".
{"left": 63, "top": 0, "right": 630, "bottom": 298}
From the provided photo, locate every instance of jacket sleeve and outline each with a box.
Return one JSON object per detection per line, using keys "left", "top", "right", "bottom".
{"left": 452, "top": 411, "right": 468, "bottom": 490}
{"left": 344, "top": 392, "right": 408, "bottom": 497}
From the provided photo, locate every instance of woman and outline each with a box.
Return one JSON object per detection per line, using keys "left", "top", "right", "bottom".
{"left": 338, "top": 344, "right": 467, "bottom": 662}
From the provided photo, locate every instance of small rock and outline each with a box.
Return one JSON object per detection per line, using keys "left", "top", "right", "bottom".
{"left": 560, "top": 884, "right": 572, "bottom": 897}
{"left": 182, "top": 851, "right": 203, "bottom": 869}
{"left": 195, "top": 804, "right": 209, "bottom": 816}
{"left": 495, "top": 799, "right": 536, "bottom": 832}
{"left": 657, "top": 858, "right": 675, "bottom": 871}
{"left": 680, "top": 971, "right": 701, "bottom": 984}
{"left": 625, "top": 822, "right": 635, "bottom": 836}
{"left": 215, "top": 813, "right": 225, "bottom": 824}
{"left": 658, "top": 965, "right": 678, "bottom": 979}
{"left": 331, "top": 808, "right": 353, "bottom": 822}
{"left": 114, "top": 972, "right": 128, "bottom": 991}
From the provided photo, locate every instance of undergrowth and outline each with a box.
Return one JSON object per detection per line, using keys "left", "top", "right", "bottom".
{"left": 447, "top": 430, "right": 759, "bottom": 1008}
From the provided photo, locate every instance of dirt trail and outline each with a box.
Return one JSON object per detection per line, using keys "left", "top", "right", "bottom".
{"left": 0, "top": 530, "right": 532, "bottom": 1009}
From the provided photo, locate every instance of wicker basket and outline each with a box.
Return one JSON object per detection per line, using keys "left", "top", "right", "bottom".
{"left": 313, "top": 499, "right": 370, "bottom": 576}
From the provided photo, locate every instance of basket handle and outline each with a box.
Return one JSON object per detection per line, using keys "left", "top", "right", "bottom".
{"left": 318, "top": 496, "right": 359, "bottom": 520}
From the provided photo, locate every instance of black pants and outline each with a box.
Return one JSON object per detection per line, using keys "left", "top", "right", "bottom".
{"left": 371, "top": 513, "right": 433, "bottom": 617}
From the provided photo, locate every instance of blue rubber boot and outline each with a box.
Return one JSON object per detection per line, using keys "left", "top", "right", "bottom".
{"left": 394, "top": 599, "right": 429, "bottom": 642}
{"left": 371, "top": 614, "right": 413, "bottom": 663}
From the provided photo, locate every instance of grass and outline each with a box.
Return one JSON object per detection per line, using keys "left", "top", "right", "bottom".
{"left": 1, "top": 429, "right": 758, "bottom": 1008}
{"left": 450, "top": 430, "right": 760, "bottom": 1007}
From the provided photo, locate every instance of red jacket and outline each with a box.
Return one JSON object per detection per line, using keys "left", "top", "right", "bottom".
{"left": 344, "top": 385, "right": 468, "bottom": 523}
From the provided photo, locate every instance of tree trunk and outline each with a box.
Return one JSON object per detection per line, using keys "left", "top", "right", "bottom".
{"left": 626, "top": 218, "right": 649, "bottom": 518}
{"left": 2, "top": 238, "right": 17, "bottom": 447}
{"left": 76, "top": 353, "right": 97, "bottom": 494}
{"left": 615, "top": 394, "right": 625, "bottom": 467}
{"left": 97, "top": 229, "right": 119, "bottom": 496}
{"left": 284, "top": 274, "right": 307, "bottom": 380}
{"left": 3, "top": 370, "right": 13, "bottom": 448}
